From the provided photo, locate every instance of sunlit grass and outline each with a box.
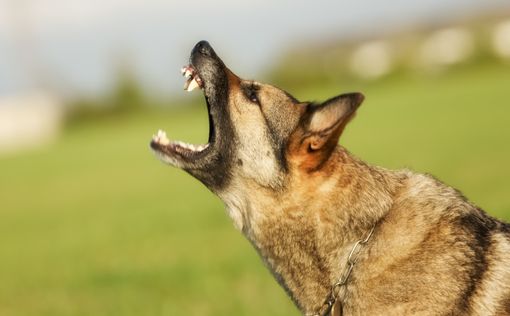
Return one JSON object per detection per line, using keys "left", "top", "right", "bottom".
{"left": 0, "top": 63, "right": 509, "bottom": 315}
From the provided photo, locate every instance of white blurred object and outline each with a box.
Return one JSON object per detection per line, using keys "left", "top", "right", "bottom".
{"left": 493, "top": 19, "right": 510, "bottom": 59}
{"left": 419, "top": 27, "right": 475, "bottom": 67}
{"left": 349, "top": 40, "right": 394, "bottom": 79}
{"left": 0, "top": 93, "right": 63, "bottom": 155}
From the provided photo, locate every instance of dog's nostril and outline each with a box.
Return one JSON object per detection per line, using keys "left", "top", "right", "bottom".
{"left": 195, "top": 40, "right": 212, "bottom": 56}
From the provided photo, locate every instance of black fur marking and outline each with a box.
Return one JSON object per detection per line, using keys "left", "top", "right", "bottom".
{"left": 455, "top": 210, "right": 495, "bottom": 313}
{"left": 499, "top": 222, "right": 510, "bottom": 235}
{"left": 183, "top": 43, "right": 237, "bottom": 191}
{"left": 503, "top": 296, "right": 510, "bottom": 314}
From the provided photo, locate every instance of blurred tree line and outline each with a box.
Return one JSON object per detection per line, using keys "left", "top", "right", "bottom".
{"left": 66, "top": 66, "right": 146, "bottom": 126}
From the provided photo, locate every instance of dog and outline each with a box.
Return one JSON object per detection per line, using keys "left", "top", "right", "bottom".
{"left": 150, "top": 41, "right": 510, "bottom": 315}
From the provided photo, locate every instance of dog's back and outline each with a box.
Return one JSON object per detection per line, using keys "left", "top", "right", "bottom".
{"left": 350, "top": 172, "right": 510, "bottom": 315}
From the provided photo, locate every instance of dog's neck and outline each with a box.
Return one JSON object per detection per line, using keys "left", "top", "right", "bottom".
{"left": 219, "top": 147, "right": 404, "bottom": 313}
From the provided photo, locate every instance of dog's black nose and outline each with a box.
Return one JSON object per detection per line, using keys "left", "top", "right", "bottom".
{"left": 193, "top": 40, "right": 213, "bottom": 57}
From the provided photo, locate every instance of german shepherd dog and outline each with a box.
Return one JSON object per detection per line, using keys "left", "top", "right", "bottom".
{"left": 151, "top": 41, "right": 510, "bottom": 315}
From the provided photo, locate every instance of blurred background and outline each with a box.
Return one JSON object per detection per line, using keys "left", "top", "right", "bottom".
{"left": 1, "top": 0, "right": 509, "bottom": 315}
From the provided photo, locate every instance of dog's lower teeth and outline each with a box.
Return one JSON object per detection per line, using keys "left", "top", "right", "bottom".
{"left": 152, "top": 129, "right": 170, "bottom": 145}
{"left": 152, "top": 128, "right": 209, "bottom": 153}
{"left": 173, "top": 141, "right": 209, "bottom": 152}
{"left": 157, "top": 129, "right": 166, "bottom": 138}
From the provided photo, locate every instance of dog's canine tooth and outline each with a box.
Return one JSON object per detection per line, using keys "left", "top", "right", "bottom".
{"left": 186, "top": 78, "right": 199, "bottom": 92}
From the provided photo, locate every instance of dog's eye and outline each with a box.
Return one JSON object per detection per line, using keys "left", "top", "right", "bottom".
{"left": 244, "top": 85, "right": 260, "bottom": 105}
{"left": 248, "top": 91, "right": 259, "bottom": 104}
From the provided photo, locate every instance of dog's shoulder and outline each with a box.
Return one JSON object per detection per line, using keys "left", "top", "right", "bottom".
{"left": 372, "top": 170, "right": 510, "bottom": 314}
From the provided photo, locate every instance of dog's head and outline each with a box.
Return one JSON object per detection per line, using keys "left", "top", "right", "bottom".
{"left": 151, "top": 41, "right": 364, "bottom": 196}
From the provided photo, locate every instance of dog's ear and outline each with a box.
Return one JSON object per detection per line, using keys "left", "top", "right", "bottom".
{"left": 288, "top": 92, "right": 364, "bottom": 170}
{"left": 306, "top": 92, "right": 364, "bottom": 150}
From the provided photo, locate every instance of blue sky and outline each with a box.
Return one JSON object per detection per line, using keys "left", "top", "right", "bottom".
{"left": 0, "top": 0, "right": 509, "bottom": 97}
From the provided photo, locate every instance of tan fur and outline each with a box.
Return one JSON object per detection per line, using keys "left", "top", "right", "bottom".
{"left": 156, "top": 42, "right": 510, "bottom": 315}
{"left": 216, "top": 79, "right": 510, "bottom": 315}
{"left": 221, "top": 145, "right": 510, "bottom": 315}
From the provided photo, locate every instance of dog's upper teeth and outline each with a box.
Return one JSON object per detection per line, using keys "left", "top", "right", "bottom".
{"left": 186, "top": 77, "right": 200, "bottom": 92}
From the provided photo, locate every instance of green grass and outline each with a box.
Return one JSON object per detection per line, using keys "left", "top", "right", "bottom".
{"left": 0, "top": 63, "right": 509, "bottom": 316}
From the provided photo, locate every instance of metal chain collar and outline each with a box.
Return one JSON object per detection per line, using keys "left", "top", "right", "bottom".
{"left": 307, "top": 225, "right": 376, "bottom": 316}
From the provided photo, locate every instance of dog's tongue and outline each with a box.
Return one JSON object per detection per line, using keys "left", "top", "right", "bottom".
{"left": 181, "top": 65, "right": 202, "bottom": 92}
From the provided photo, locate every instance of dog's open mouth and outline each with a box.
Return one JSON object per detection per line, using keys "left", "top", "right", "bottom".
{"left": 150, "top": 64, "right": 212, "bottom": 163}
{"left": 150, "top": 41, "right": 231, "bottom": 183}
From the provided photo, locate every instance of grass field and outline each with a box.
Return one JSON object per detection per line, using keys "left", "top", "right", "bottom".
{"left": 0, "top": 63, "right": 509, "bottom": 315}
